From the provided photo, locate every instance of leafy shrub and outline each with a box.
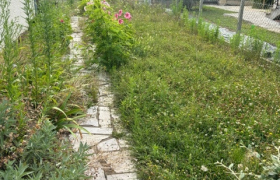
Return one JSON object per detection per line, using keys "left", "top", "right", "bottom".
{"left": 22, "top": 120, "right": 90, "bottom": 180}
{"left": 0, "top": 100, "right": 24, "bottom": 169}
{"left": 84, "top": 0, "right": 135, "bottom": 70}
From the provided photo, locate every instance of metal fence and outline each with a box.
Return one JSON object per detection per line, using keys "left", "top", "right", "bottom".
{"left": 138, "top": 0, "right": 280, "bottom": 34}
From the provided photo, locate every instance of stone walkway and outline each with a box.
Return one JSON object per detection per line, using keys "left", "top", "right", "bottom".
{"left": 206, "top": 5, "right": 280, "bottom": 33}
{"left": 68, "top": 16, "right": 138, "bottom": 180}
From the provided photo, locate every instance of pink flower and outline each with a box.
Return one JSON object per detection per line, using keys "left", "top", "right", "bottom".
{"left": 124, "top": 12, "right": 132, "bottom": 20}
{"left": 115, "top": 13, "right": 118, "bottom": 19}
{"left": 108, "top": 11, "right": 111, "bottom": 15}
{"left": 118, "top": 9, "right": 123, "bottom": 16}
{"left": 101, "top": 1, "right": 110, "bottom": 7}
{"left": 87, "top": 2, "right": 93, "bottom": 5}
{"left": 118, "top": 19, "right": 124, "bottom": 24}
{"left": 60, "top": 19, "right": 64, "bottom": 23}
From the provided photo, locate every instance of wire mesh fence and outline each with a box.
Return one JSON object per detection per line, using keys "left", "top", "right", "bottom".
{"left": 137, "top": 0, "right": 280, "bottom": 33}
{"left": 132, "top": 0, "right": 280, "bottom": 60}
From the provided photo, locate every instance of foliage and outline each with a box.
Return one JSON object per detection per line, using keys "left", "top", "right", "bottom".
{"left": 112, "top": 3, "right": 280, "bottom": 179}
{"left": 0, "top": 100, "right": 23, "bottom": 169}
{"left": 274, "top": 42, "right": 280, "bottom": 62}
{"left": 0, "top": 0, "right": 22, "bottom": 102}
{"left": 171, "top": 0, "right": 183, "bottom": 17}
{"left": 260, "top": 146, "right": 280, "bottom": 180}
{"left": 20, "top": 120, "right": 90, "bottom": 180}
{"left": 83, "top": 0, "right": 135, "bottom": 70}
{"left": 230, "top": 32, "right": 244, "bottom": 51}
{"left": 0, "top": 0, "right": 92, "bottom": 179}
{"left": 0, "top": 161, "right": 41, "bottom": 180}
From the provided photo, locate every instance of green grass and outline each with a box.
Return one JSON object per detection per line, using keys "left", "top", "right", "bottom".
{"left": 112, "top": 3, "right": 280, "bottom": 180}
{"left": 194, "top": 6, "right": 280, "bottom": 45}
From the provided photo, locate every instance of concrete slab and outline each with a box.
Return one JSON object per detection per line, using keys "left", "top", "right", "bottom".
{"left": 80, "top": 117, "right": 99, "bottom": 127}
{"left": 97, "top": 138, "right": 120, "bottom": 152}
{"left": 82, "top": 127, "right": 113, "bottom": 135}
{"left": 69, "top": 134, "right": 110, "bottom": 150}
{"left": 102, "top": 151, "right": 136, "bottom": 173}
{"left": 107, "top": 173, "right": 138, "bottom": 180}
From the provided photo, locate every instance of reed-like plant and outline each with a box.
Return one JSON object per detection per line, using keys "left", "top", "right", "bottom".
{"left": 0, "top": 0, "right": 22, "bottom": 102}
{"left": 23, "top": 0, "right": 39, "bottom": 105}
{"left": 39, "top": 1, "right": 54, "bottom": 85}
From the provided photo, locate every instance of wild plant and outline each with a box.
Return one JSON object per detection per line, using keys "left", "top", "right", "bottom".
{"left": 182, "top": 7, "right": 189, "bottom": 27}
{"left": 84, "top": 0, "right": 134, "bottom": 70}
{"left": 23, "top": 0, "right": 39, "bottom": 105}
{"left": 38, "top": 0, "right": 55, "bottom": 86}
{"left": 189, "top": 12, "right": 197, "bottom": 33}
{"left": 171, "top": 0, "right": 183, "bottom": 18}
{"left": 243, "top": 25, "right": 265, "bottom": 60}
{"left": 230, "top": 32, "right": 243, "bottom": 51}
{"left": 0, "top": 0, "right": 22, "bottom": 102}
{"left": 22, "top": 120, "right": 90, "bottom": 179}
{"left": 209, "top": 20, "right": 220, "bottom": 43}
{"left": 274, "top": 42, "right": 280, "bottom": 62}
{"left": 216, "top": 145, "right": 280, "bottom": 180}
{"left": 45, "top": 92, "right": 88, "bottom": 136}
{"left": 0, "top": 100, "right": 24, "bottom": 169}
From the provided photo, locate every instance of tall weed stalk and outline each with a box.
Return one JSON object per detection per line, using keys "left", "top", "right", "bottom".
{"left": 0, "top": 0, "right": 22, "bottom": 102}
{"left": 23, "top": 0, "right": 39, "bottom": 105}
{"left": 244, "top": 25, "right": 265, "bottom": 60}
{"left": 38, "top": 0, "right": 55, "bottom": 86}
{"left": 171, "top": 0, "right": 183, "bottom": 18}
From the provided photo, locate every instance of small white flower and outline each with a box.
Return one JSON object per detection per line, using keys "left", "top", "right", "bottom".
{"left": 201, "top": 165, "right": 208, "bottom": 172}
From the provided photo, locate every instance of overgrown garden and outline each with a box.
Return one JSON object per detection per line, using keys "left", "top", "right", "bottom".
{"left": 0, "top": 0, "right": 95, "bottom": 179}
{"left": 1, "top": 0, "right": 280, "bottom": 179}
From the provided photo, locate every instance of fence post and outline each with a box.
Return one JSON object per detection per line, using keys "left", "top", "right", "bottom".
{"left": 237, "top": 0, "right": 245, "bottom": 33}
{"left": 199, "top": 0, "right": 204, "bottom": 17}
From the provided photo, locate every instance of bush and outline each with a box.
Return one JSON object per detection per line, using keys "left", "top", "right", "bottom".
{"left": 84, "top": 0, "right": 135, "bottom": 70}
{"left": 0, "top": 100, "right": 24, "bottom": 169}
{"left": 0, "top": 120, "right": 91, "bottom": 180}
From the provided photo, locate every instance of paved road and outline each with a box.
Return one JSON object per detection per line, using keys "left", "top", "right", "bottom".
{"left": 206, "top": 5, "right": 280, "bottom": 33}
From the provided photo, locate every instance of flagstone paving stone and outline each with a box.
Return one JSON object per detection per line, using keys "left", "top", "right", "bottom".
{"left": 106, "top": 173, "right": 138, "bottom": 180}
{"left": 97, "top": 138, "right": 120, "bottom": 152}
{"left": 69, "top": 16, "right": 138, "bottom": 180}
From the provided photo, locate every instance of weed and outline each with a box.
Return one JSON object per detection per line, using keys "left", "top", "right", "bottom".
{"left": 0, "top": 0, "right": 22, "bottom": 102}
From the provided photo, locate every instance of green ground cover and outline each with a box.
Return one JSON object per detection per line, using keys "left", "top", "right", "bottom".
{"left": 111, "top": 3, "right": 280, "bottom": 180}
{"left": 194, "top": 6, "right": 280, "bottom": 46}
